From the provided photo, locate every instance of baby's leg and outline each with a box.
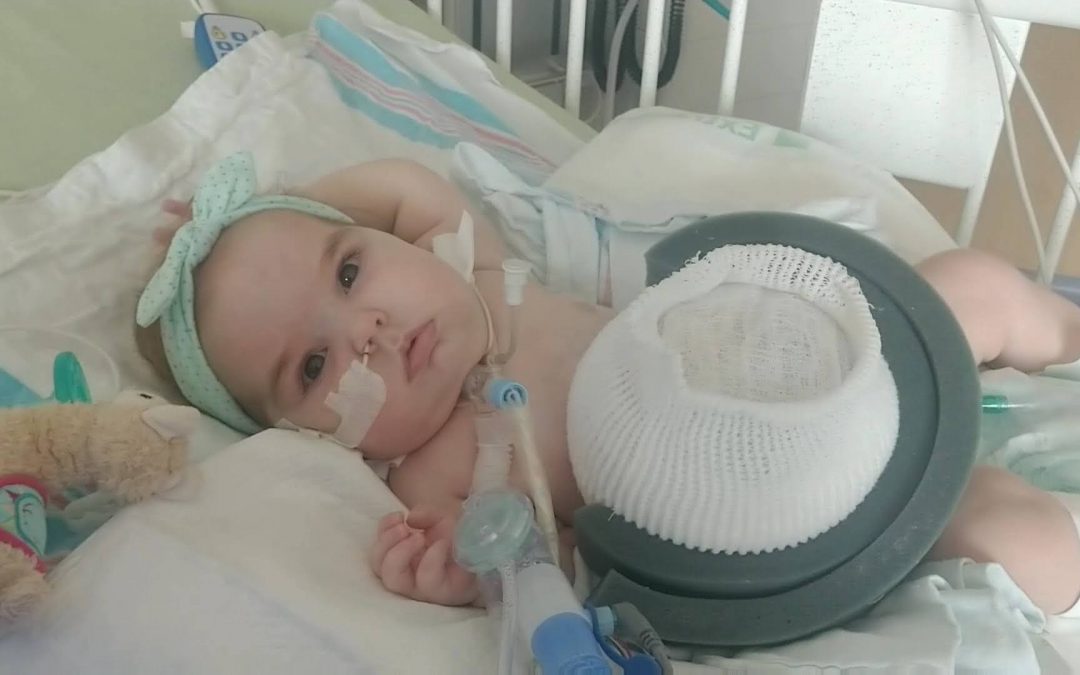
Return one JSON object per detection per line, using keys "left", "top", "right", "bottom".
{"left": 929, "top": 465, "right": 1080, "bottom": 614}
{"left": 917, "top": 250, "right": 1080, "bottom": 613}
{"left": 916, "top": 249, "right": 1080, "bottom": 372}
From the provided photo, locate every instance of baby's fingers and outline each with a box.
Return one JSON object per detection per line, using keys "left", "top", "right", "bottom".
{"left": 369, "top": 522, "right": 411, "bottom": 574}
{"left": 378, "top": 532, "right": 426, "bottom": 596}
{"left": 377, "top": 512, "right": 405, "bottom": 535}
{"left": 162, "top": 198, "right": 194, "bottom": 220}
{"left": 405, "top": 505, "right": 444, "bottom": 531}
{"left": 416, "top": 539, "right": 478, "bottom": 606}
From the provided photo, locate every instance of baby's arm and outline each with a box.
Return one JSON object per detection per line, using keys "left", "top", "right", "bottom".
{"left": 291, "top": 159, "right": 506, "bottom": 271}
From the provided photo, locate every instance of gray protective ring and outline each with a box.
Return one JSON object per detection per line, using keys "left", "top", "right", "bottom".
{"left": 575, "top": 212, "right": 980, "bottom": 649}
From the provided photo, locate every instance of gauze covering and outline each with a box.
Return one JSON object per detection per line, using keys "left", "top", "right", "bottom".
{"left": 567, "top": 244, "right": 899, "bottom": 554}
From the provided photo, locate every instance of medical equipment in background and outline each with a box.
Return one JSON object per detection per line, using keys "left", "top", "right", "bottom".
{"left": 421, "top": 0, "right": 1079, "bottom": 287}
{"left": 965, "top": 0, "right": 1080, "bottom": 285}
{"left": 571, "top": 212, "right": 980, "bottom": 649}
{"left": 179, "top": 0, "right": 265, "bottom": 69}
{"left": 451, "top": 260, "right": 672, "bottom": 674}
{"left": 451, "top": 263, "right": 613, "bottom": 674}
{"left": 192, "top": 13, "right": 265, "bottom": 69}
{"left": 566, "top": 0, "right": 729, "bottom": 125}
{"left": 590, "top": 1, "right": 684, "bottom": 94}
{"left": 426, "top": 1, "right": 727, "bottom": 127}
{"left": 588, "top": 0, "right": 725, "bottom": 125}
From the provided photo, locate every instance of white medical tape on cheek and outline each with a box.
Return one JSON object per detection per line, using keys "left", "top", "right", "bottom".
{"left": 325, "top": 358, "right": 387, "bottom": 448}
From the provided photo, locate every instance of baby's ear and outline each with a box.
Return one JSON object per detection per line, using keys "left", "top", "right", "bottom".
{"left": 161, "top": 198, "right": 193, "bottom": 220}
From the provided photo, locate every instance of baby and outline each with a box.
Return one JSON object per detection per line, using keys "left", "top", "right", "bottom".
{"left": 137, "top": 152, "right": 1080, "bottom": 616}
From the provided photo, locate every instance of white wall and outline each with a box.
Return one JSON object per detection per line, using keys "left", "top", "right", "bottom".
{"left": 660, "top": 0, "right": 821, "bottom": 131}
{"left": 802, "top": 0, "right": 1028, "bottom": 189}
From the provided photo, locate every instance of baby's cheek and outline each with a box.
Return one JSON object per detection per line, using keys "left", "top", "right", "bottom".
{"left": 366, "top": 411, "right": 431, "bottom": 458}
{"left": 363, "top": 398, "right": 449, "bottom": 460}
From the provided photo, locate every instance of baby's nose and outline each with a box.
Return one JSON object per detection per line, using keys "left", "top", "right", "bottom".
{"left": 347, "top": 309, "right": 389, "bottom": 354}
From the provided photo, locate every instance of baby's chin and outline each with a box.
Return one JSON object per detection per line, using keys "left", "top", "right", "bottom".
{"left": 361, "top": 360, "right": 473, "bottom": 459}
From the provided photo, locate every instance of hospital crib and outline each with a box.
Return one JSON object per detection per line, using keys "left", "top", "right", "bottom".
{"left": 421, "top": 0, "right": 1080, "bottom": 285}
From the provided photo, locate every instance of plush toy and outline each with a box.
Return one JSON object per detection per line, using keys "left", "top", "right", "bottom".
{"left": 0, "top": 390, "right": 198, "bottom": 626}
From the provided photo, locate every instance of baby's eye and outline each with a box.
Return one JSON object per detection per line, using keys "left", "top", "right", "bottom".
{"left": 338, "top": 261, "right": 359, "bottom": 290}
{"left": 302, "top": 353, "right": 326, "bottom": 385}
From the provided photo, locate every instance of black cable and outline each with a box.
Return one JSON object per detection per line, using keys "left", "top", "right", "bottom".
{"left": 590, "top": 0, "right": 631, "bottom": 92}
{"left": 551, "top": 0, "right": 563, "bottom": 56}
{"left": 590, "top": 0, "right": 685, "bottom": 93}
{"left": 471, "top": 0, "right": 482, "bottom": 51}
{"left": 623, "top": 0, "right": 685, "bottom": 89}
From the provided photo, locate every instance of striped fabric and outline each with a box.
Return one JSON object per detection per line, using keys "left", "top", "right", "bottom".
{"left": 307, "top": 13, "right": 556, "bottom": 184}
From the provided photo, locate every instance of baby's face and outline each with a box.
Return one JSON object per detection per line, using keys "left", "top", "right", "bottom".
{"left": 194, "top": 211, "right": 489, "bottom": 459}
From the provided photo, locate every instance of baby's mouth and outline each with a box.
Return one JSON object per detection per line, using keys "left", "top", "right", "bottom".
{"left": 403, "top": 320, "right": 437, "bottom": 381}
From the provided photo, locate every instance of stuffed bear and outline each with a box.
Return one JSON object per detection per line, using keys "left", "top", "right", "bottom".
{"left": 0, "top": 390, "right": 198, "bottom": 626}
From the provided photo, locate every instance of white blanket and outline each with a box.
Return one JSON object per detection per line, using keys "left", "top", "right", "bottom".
{"left": 2, "top": 429, "right": 1073, "bottom": 674}
{"left": 3, "top": 431, "right": 495, "bottom": 674}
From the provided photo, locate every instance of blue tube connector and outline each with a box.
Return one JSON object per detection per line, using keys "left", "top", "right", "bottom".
{"left": 532, "top": 613, "right": 612, "bottom": 674}
{"left": 486, "top": 378, "right": 528, "bottom": 410}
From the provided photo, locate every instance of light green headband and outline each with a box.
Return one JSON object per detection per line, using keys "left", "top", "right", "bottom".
{"left": 136, "top": 152, "right": 353, "bottom": 433}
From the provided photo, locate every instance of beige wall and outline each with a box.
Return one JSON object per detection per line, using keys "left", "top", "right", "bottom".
{"left": 901, "top": 24, "right": 1080, "bottom": 275}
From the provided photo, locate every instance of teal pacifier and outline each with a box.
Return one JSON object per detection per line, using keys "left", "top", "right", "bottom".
{"left": 0, "top": 351, "right": 93, "bottom": 408}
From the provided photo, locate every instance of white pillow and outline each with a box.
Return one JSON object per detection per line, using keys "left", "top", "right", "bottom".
{"left": 543, "top": 106, "right": 956, "bottom": 265}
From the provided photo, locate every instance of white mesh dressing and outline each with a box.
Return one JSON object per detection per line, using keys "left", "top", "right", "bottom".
{"left": 660, "top": 283, "right": 854, "bottom": 403}
{"left": 567, "top": 244, "right": 899, "bottom": 554}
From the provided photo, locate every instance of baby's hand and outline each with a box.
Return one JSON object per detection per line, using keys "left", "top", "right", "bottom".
{"left": 161, "top": 198, "right": 193, "bottom": 221}
{"left": 370, "top": 506, "right": 480, "bottom": 607}
{"left": 151, "top": 199, "right": 194, "bottom": 248}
